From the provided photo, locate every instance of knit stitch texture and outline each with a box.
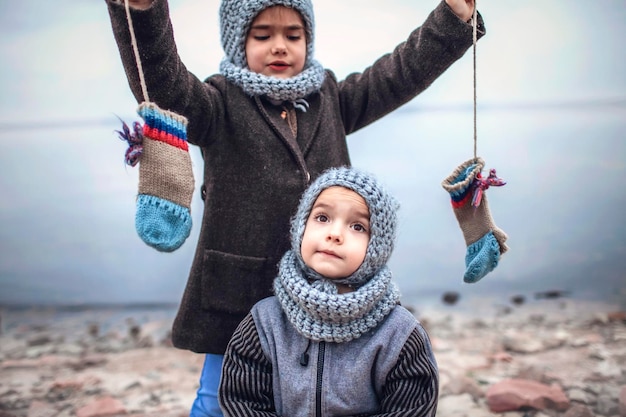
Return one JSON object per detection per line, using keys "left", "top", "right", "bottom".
{"left": 290, "top": 166, "right": 400, "bottom": 286}
{"left": 218, "top": 0, "right": 325, "bottom": 102}
{"left": 274, "top": 166, "right": 401, "bottom": 342}
{"left": 135, "top": 102, "right": 194, "bottom": 252}
{"left": 441, "top": 157, "right": 508, "bottom": 282}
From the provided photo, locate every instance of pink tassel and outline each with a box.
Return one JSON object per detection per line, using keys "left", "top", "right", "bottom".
{"left": 472, "top": 168, "right": 506, "bottom": 208}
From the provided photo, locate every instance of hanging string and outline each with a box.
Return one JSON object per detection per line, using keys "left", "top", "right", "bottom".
{"left": 124, "top": 0, "right": 150, "bottom": 103}
{"left": 116, "top": 0, "right": 149, "bottom": 167}
{"left": 472, "top": 0, "right": 478, "bottom": 160}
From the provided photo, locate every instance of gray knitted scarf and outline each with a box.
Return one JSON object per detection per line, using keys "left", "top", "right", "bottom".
{"left": 219, "top": 60, "right": 325, "bottom": 104}
{"left": 274, "top": 251, "right": 400, "bottom": 343}
{"left": 274, "top": 166, "right": 401, "bottom": 343}
{"left": 218, "top": 0, "right": 325, "bottom": 105}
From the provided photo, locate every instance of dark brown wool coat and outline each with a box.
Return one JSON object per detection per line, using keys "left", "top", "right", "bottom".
{"left": 107, "top": 0, "right": 484, "bottom": 354}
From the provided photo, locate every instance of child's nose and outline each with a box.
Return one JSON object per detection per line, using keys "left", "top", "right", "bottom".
{"left": 271, "top": 40, "right": 287, "bottom": 54}
{"left": 326, "top": 226, "right": 343, "bottom": 243}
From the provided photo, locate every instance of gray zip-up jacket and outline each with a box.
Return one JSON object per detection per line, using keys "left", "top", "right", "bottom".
{"left": 106, "top": 0, "right": 484, "bottom": 354}
{"left": 220, "top": 297, "right": 438, "bottom": 416}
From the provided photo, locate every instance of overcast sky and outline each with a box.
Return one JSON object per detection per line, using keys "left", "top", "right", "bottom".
{"left": 0, "top": 1, "right": 625, "bottom": 307}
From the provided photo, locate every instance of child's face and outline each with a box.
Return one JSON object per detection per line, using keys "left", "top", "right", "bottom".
{"left": 245, "top": 6, "right": 307, "bottom": 79}
{"left": 301, "top": 187, "right": 370, "bottom": 281}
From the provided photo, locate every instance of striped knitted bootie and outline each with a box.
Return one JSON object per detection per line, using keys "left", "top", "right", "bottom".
{"left": 119, "top": 102, "right": 194, "bottom": 252}
{"left": 442, "top": 157, "right": 508, "bottom": 283}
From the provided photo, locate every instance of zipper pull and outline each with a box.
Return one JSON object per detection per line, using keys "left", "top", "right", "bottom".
{"left": 300, "top": 339, "right": 312, "bottom": 366}
{"left": 300, "top": 352, "right": 309, "bottom": 367}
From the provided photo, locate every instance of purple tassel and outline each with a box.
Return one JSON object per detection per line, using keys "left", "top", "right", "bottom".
{"left": 472, "top": 168, "right": 506, "bottom": 207}
{"left": 116, "top": 118, "right": 143, "bottom": 167}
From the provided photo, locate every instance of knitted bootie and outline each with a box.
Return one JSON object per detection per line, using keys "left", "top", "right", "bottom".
{"left": 134, "top": 102, "right": 194, "bottom": 252}
{"left": 442, "top": 157, "right": 508, "bottom": 283}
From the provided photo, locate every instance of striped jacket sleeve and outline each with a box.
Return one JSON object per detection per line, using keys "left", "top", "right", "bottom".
{"left": 218, "top": 313, "right": 278, "bottom": 417}
{"left": 374, "top": 326, "right": 439, "bottom": 417}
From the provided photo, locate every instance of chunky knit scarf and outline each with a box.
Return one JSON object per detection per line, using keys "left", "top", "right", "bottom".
{"left": 274, "top": 250, "right": 401, "bottom": 343}
{"left": 219, "top": 59, "right": 325, "bottom": 104}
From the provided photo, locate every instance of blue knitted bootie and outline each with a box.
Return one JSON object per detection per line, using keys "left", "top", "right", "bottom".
{"left": 135, "top": 194, "right": 192, "bottom": 252}
{"left": 441, "top": 157, "right": 508, "bottom": 283}
{"left": 118, "top": 102, "right": 194, "bottom": 252}
{"left": 464, "top": 231, "right": 500, "bottom": 283}
{"left": 135, "top": 103, "right": 194, "bottom": 252}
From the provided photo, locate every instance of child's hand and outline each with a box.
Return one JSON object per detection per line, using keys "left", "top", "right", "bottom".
{"left": 116, "top": 0, "right": 153, "bottom": 10}
{"left": 445, "top": 0, "right": 475, "bottom": 23}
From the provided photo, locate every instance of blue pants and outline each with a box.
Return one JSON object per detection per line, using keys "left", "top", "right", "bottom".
{"left": 190, "top": 353, "right": 225, "bottom": 417}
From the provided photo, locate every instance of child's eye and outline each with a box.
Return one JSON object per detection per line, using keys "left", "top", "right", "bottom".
{"left": 253, "top": 35, "right": 270, "bottom": 41}
{"left": 287, "top": 35, "right": 302, "bottom": 41}
{"left": 352, "top": 223, "right": 368, "bottom": 233}
{"left": 314, "top": 214, "right": 329, "bottom": 223}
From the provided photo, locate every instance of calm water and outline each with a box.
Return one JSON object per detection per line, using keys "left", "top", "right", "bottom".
{"left": 352, "top": 104, "right": 626, "bottom": 308}
{"left": 0, "top": 104, "right": 625, "bottom": 311}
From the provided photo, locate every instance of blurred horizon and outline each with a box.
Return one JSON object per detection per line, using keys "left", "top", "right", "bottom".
{"left": 1, "top": 0, "right": 625, "bottom": 308}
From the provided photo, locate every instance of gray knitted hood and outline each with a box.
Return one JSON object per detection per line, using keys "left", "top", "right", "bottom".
{"left": 218, "top": 0, "right": 325, "bottom": 102}
{"left": 291, "top": 166, "right": 399, "bottom": 287}
{"left": 219, "top": 0, "right": 316, "bottom": 68}
{"left": 273, "top": 167, "right": 401, "bottom": 343}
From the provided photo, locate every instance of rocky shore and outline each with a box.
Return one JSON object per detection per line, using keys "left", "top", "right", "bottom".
{"left": 1, "top": 296, "right": 625, "bottom": 417}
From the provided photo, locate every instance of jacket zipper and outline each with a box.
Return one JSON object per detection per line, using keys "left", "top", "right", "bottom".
{"left": 315, "top": 341, "right": 326, "bottom": 417}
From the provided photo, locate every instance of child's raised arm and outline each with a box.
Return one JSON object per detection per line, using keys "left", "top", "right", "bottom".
{"left": 445, "top": 0, "right": 475, "bottom": 22}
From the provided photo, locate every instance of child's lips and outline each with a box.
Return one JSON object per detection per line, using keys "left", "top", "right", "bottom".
{"left": 268, "top": 61, "right": 289, "bottom": 71}
{"left": 319, "top": 249, "right": 340, "bottom": 259}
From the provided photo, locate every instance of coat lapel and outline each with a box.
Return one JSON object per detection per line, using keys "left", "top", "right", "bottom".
{"left": 296, "top": 92, "right": 324, "bottom": 158}
{"left": 254, "top": 96, "right": 305, "bottom": 167}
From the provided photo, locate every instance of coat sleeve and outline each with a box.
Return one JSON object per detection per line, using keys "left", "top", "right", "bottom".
{"left": 368, "top": 326, "right": 439, "bottom": 417}
{"left": 105, "top": 0, "right": 221, "bottom": 146}
{"left": 337, "top": 0, "right": 486, "bottom": 134}
{"left": 219, "top": 313, "right": 279, "bottom": 417}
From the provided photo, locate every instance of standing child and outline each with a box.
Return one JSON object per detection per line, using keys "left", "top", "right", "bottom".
{"left": 105, "top": 0, "right": 482, "bottom": 415}
{"left": 219, "top": 166, "right": 439, "bottom": 416}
